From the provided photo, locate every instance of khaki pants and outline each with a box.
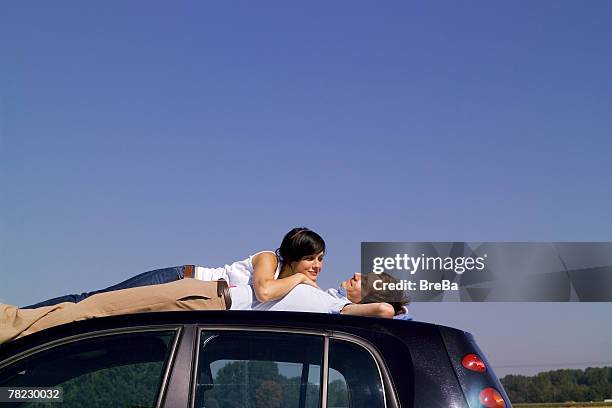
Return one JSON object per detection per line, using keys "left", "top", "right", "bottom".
{"left": 1, "top": 279, "right": 228, "bottom": 344}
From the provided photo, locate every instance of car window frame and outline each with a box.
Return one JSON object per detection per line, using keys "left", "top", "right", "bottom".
{"left": 0, "top": 325, "right": 183, "bottom": 408}
{"left": 191, "top": 325, "right": 399, "bottom": 408}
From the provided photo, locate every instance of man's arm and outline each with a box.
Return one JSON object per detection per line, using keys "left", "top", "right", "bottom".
{"left": 340, "top": 302, "right": 395, "bottom": 318}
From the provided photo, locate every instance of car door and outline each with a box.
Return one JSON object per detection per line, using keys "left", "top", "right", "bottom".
{"left": 190, "top": 327, "right": 397, "bottom": 408}
{"left": 0, "top": 326, "right": 181, "bottom": 408}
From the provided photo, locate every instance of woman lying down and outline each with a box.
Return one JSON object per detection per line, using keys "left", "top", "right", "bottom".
{"left": 3, "top": 228, "right": 410, "bottom": 342}
{"left": 20, "top": 228, "right": 411, "bottom": 318}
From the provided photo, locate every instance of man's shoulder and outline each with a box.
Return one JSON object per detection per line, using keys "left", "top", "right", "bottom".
{"left": 288, "top": 284, "right": 328, "bottom": 296}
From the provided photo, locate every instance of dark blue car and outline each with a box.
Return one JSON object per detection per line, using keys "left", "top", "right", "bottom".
{"left": 0, "top": 311, "right": 511, "bottom": 407}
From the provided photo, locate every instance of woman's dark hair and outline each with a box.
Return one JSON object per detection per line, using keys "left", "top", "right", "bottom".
{"left": 276, "top": 227, "right": 326, "bottom": 265}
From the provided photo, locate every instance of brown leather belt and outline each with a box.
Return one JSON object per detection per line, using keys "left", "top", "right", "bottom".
{"left": 217, "top": 279, "right": 232, "bottom": 310}
{"left": 183, "top": 265, "right": 195, "bottom": 279}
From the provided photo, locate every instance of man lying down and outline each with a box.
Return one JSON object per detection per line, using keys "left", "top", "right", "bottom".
{"left": 1, "top": 276, "right": 410, "bottom": 344}
{"left": 242, "top": 271, "right": 411, "bottom": 320}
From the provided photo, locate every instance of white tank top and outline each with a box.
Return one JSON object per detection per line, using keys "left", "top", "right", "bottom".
{"left": 194, "top": 251, "right": 281, "bottom": 286}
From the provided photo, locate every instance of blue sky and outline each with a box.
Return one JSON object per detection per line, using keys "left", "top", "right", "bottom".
{"left": 1, "top": 1, "right": 611, "bottom": 376}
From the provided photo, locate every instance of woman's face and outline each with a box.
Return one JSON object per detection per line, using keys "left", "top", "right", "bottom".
{"left": 341, "top": 273, "right": 363, "bottom": 303}
{"left": 291, "top": 251, "right": 324, "bottom": 281}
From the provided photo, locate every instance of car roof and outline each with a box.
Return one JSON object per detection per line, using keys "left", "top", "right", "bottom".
{"left": 0, "top": 310, "right": 469, "bottom": 359}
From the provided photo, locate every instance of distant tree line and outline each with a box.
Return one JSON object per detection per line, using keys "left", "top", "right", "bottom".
{"left": 201, "top": 360, "right": 347, "bottom": 408}
{"left": 501, "top": 366, "right": 612, "bottom": 403}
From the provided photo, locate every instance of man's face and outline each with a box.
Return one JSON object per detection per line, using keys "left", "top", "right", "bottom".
{"left": 341, "top": 273, "right": 363, "bottom": 303}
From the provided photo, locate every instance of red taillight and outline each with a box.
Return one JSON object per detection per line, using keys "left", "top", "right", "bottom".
{"left": 462, "top": 353, "right": 486, "bottom": 373}
{"left": 479, "top": 387, "right": 506, "bottom": 408}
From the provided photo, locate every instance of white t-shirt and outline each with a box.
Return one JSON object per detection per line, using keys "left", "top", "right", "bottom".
{"left": 195, "top": 251, "right": 281, "bottom": 310}
{"left": 195, "top": 251, "right": 281, "bottom": 286}
{"left": 252, "top": 284, "right": 351, "bottom": 314}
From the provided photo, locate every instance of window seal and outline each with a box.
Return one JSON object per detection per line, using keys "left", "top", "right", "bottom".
{"left": 321, "top": 335, "right": 330, "bottom": 407}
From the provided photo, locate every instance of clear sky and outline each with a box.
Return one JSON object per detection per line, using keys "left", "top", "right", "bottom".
{"left": 1, "top": 1, "right": 611, "bottom": 377}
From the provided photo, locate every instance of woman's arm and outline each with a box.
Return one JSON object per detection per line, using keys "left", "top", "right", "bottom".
{"left": 340, "top": 302, "right": 395, "bottom": 318}
{"left": 252, "top": 252, "right": 317, "bottom": 302}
